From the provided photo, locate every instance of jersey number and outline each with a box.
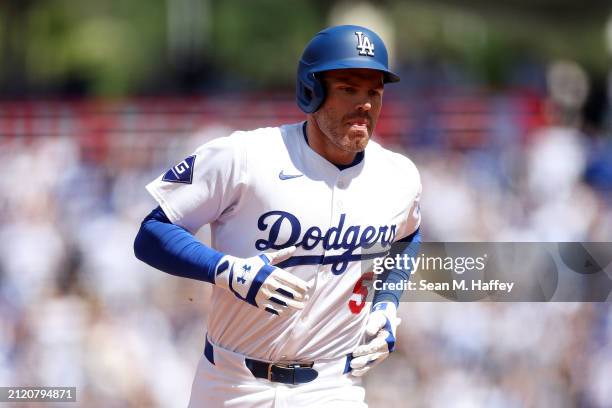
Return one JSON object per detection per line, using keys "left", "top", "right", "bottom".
{"left": 348, "top": 272, "right": 373, "bottom": 314}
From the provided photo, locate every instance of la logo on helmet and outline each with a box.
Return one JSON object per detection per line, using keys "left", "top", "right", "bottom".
{"left": 355, "top": 31, "right": 375, "bottom": 56}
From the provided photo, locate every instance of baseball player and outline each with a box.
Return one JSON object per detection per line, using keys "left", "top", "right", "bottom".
{"left": 134, "top": 25, "right": 421, "bottom": 407}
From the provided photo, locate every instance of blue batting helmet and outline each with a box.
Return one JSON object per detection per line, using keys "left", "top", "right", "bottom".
{"left": 296, "top": 25, "right": 400, "bottom": 113}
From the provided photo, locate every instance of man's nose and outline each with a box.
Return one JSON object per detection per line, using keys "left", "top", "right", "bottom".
{"left": 356, "top": 99, "right": 372, "bottom": 112}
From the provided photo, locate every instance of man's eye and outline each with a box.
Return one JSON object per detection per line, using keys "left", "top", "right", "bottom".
{"left": 341, "top": 87, "right": 355, "bottom": 94}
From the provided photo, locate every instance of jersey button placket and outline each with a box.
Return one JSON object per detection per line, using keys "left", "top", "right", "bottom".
{"left": 324, "top": 175, "right": 345, "bottom": 277}
{"left": 336, "top": 177, "right": 347, "bottom": 211}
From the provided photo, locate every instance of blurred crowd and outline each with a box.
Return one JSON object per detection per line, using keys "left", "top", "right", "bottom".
{"left": 1, "top": 61, "right": 612, "bottom": 407}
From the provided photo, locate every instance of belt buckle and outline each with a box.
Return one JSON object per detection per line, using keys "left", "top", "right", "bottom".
{"left": 267, "top": 362, "right": 291, "bottom": 381}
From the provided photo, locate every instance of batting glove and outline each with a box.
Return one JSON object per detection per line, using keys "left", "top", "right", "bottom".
{"left": 214, "top": 246, "right": 310, "bottom": 315}
{"left": 350, "top": 302, "right": 400, "bottom": 376}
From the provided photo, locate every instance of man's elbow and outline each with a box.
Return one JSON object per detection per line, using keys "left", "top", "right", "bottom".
{"left": 133, "top": 223, "right": 150, "bottom": 263}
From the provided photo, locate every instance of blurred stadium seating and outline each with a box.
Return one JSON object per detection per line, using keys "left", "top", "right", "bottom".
{"left": 0, "top": 89, "right": 611, "bottom": 407}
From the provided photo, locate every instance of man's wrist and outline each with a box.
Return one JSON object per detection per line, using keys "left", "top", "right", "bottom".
{"left": 372, "top": 301, "right": 397, "bottom": 316}
{"left": 213, "top": 254, "right": 233, "bottom": 288}
{"left": 372, "top": 292, "right": 400, "bottom": 308}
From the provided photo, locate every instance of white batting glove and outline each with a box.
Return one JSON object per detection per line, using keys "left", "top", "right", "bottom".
{"left": 214, "top": 246, "right": 310, "bottom": 315}
{"left": 350, "top": 302, "right": 400, "bottom": 377}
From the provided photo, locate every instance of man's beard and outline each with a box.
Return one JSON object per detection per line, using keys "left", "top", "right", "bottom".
{"left": 314, "top": 110, "right": 372, "bottom": 153}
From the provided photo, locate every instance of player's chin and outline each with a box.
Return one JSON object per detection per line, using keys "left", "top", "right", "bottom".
{"left": 345, "top": 127, "right": 370, "bottom": 150}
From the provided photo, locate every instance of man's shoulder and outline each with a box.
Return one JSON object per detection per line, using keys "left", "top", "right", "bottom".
{"left": 193, "top": 123, "right": 296, "bottom": 155}
{"left": 229, "top": 122, "right": 301, "bottom": 144}
{"left": 366, "top": 139, "right": 419, "bottom": 176}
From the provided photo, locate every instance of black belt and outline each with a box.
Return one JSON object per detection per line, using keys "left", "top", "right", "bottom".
{"left": 204, "top": 338, "right": 318, "bottom": 385}
{"left": 245, "top": 358, "right": 318, "bottom": 385}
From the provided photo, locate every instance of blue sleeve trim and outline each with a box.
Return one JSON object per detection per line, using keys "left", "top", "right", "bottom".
{"left": 133, "top": 206, "right": 224, "bottom": 283}
{"left": 372, "top": 228, "right": 421, "bottom": 307}
{"left": 204, "top": 337, "right": 215, "bottom": 365}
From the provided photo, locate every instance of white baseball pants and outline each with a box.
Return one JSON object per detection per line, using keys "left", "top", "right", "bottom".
{"left": 188, "top": 338, "right": 367, "bottom": 408}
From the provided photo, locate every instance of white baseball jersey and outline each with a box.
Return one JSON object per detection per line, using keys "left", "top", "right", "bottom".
{"left": 146, "top": 121, "right": 421, "bottom": 362}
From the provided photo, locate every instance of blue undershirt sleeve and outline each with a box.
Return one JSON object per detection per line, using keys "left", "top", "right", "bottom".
{"left": 372, "top": 228, "right": 421, "bottom": 307}
{"left": 133, "top": 206, "right": 225, "bottom": 283}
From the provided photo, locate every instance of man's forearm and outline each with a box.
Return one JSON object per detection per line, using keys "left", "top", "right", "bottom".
{"left": 133, "top": 206, "right": 223, "bottom": 283}
{"left": 372, "top": 228, "right": 421, "bottom": 306}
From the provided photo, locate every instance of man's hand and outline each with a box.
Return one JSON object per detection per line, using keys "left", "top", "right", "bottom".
{"left": 350, "top": 302, "right": 400, "bottom": 376}
{"left": 214, "top": 246, "right": 311, "bottom": 315}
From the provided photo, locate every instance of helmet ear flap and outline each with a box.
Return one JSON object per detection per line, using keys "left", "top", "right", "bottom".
{"left": 297, "top": 72, "right": 326, "bottom": 113}
{"left": 309, "top": 72, "right": 326, "bottom": 113}
{"left": 296, "top": 79, "right": 314, "bottom": 113}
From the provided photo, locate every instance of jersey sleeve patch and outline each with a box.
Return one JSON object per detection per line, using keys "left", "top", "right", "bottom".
{"left": 162, "top": 155, "right": 196, "bottom": 184}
